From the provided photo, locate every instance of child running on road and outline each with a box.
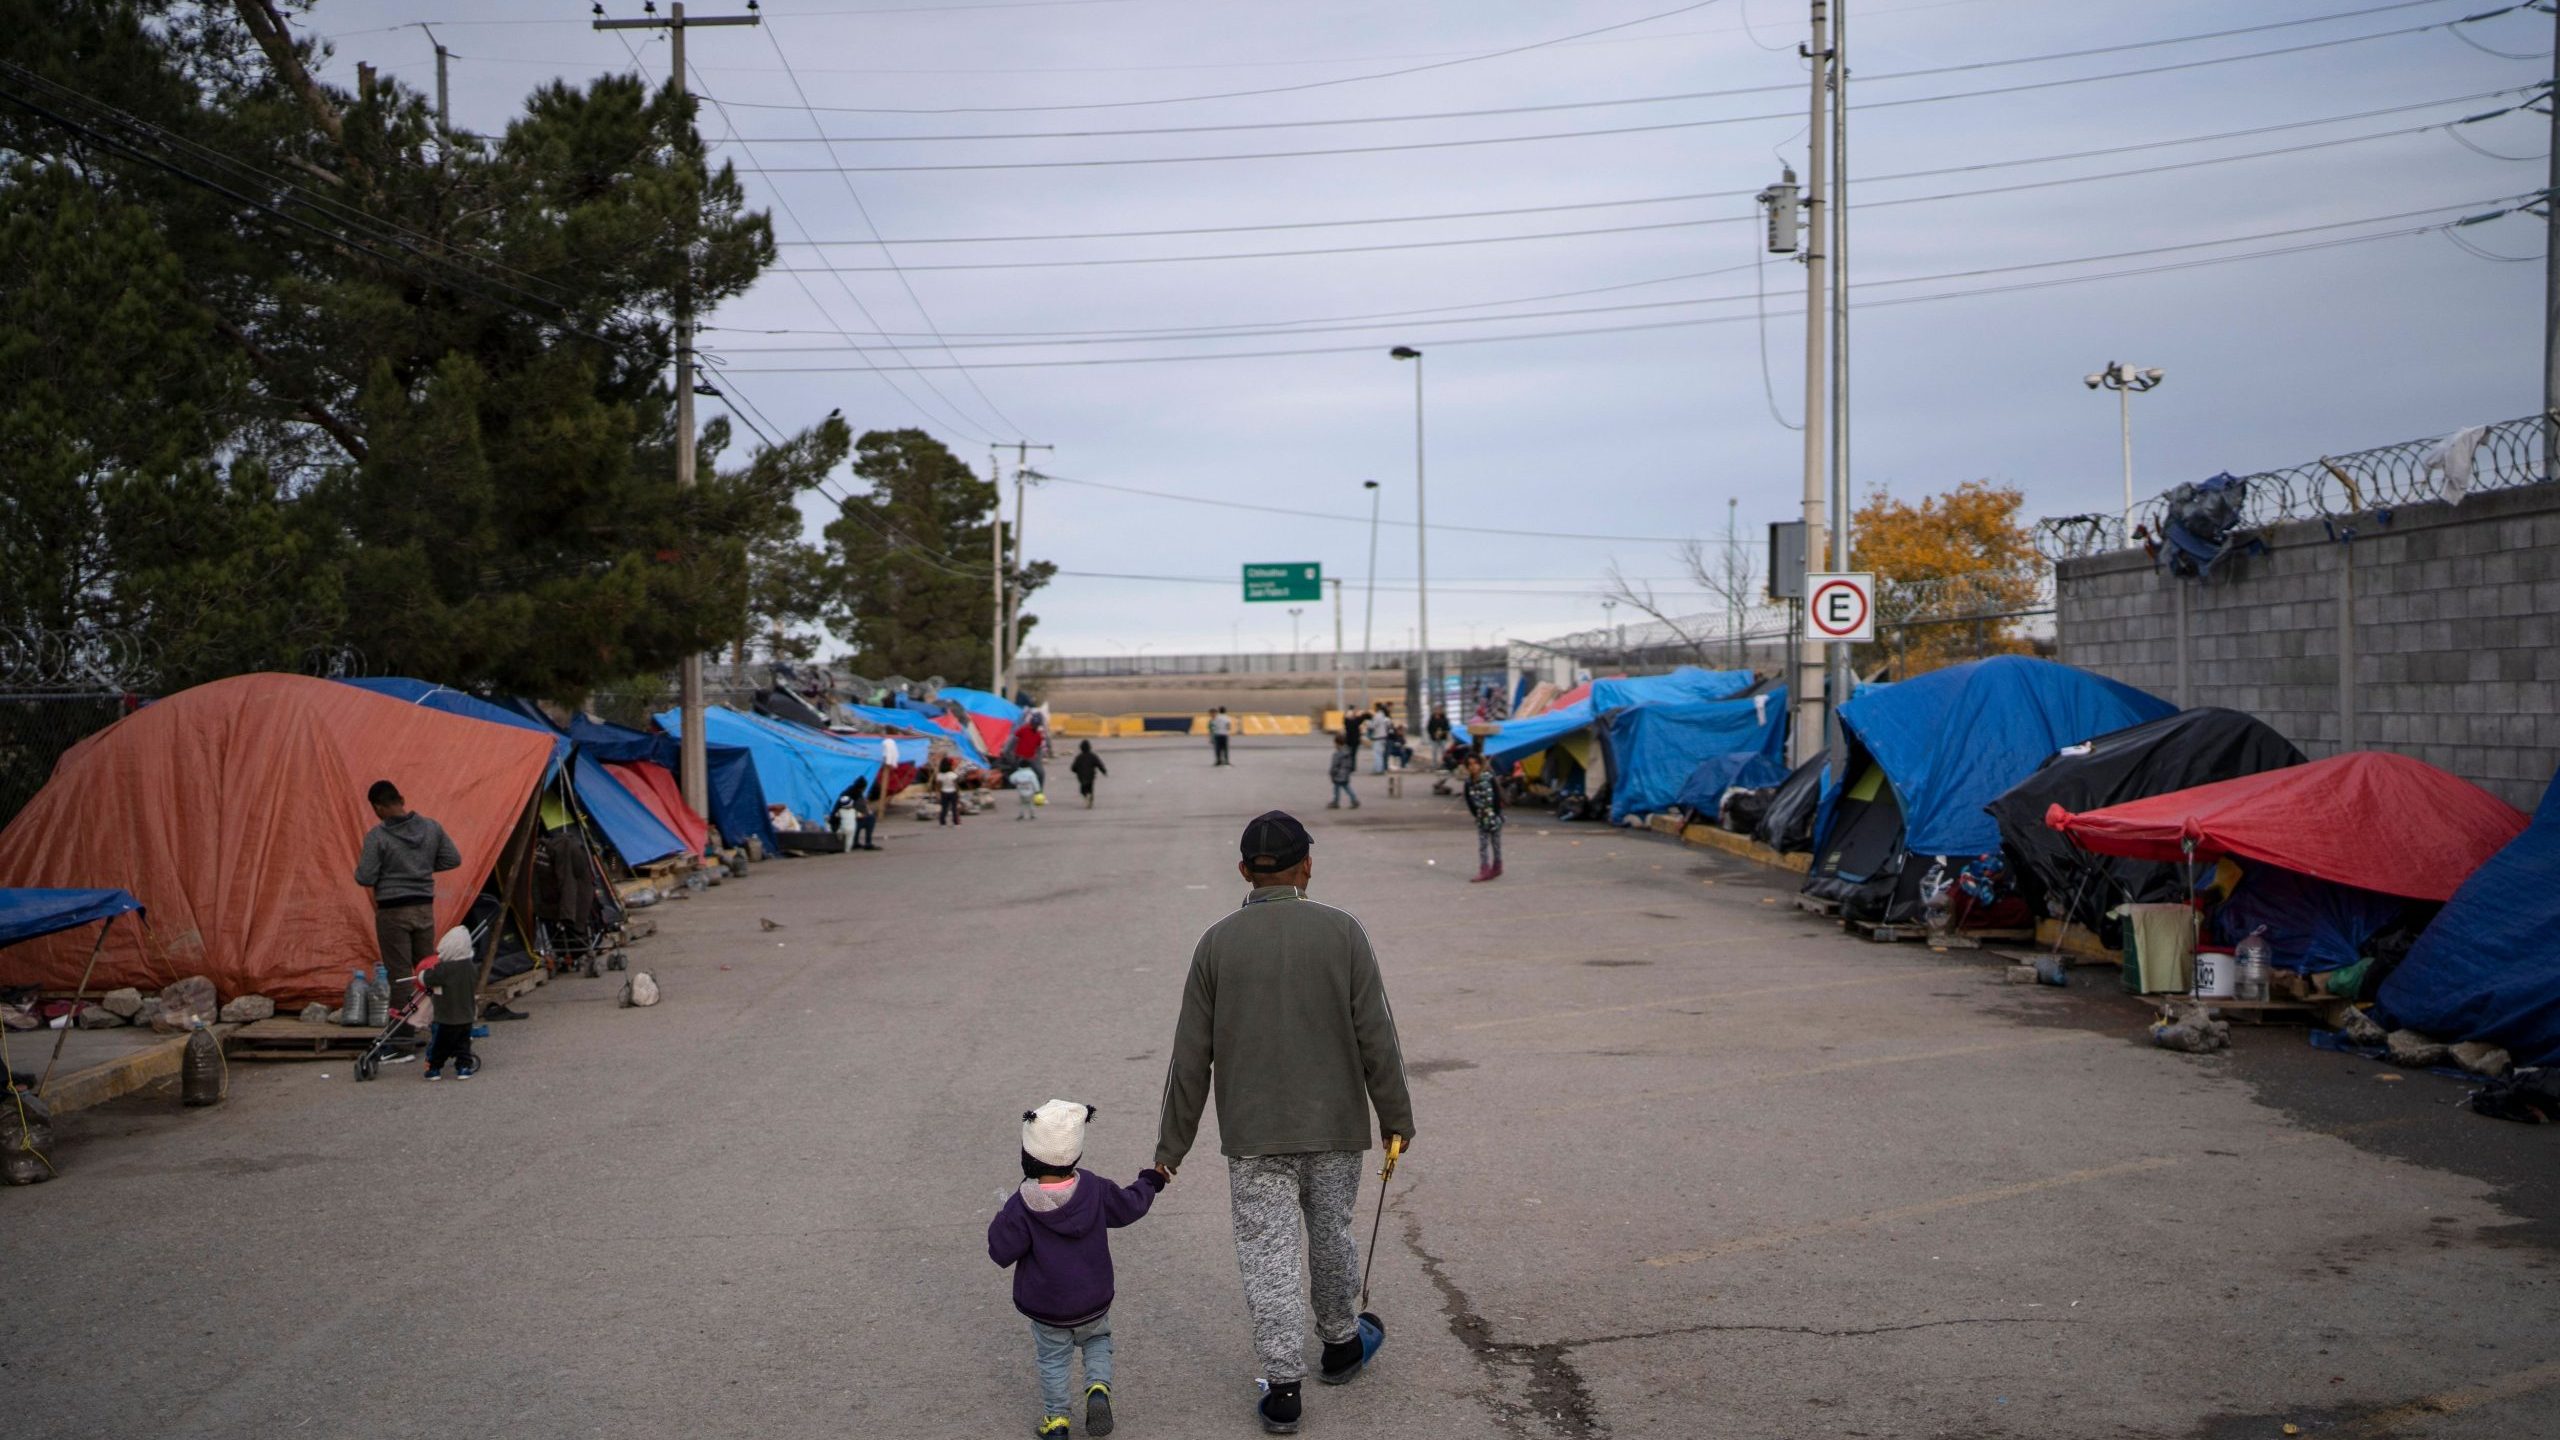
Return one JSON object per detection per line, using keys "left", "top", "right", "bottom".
{"left": 1327, "top": 732, "right": 1360, "bottom": 809}
{"left": 1071, "top": 740, "right": 1108, "bottom": 808}
{"left": 988, "top": 1100, "right": 1167, "bottom": 1438}
{"left": 1464, "top": 752, "right": 1505, "bottom": 882}
{"left": 1010, "top": 763, "right": 1042, "bottom": 820}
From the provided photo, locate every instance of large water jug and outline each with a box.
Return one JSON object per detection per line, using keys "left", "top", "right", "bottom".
{"left": 2233, "top": 926, "right": 2272, "bottom": 1003}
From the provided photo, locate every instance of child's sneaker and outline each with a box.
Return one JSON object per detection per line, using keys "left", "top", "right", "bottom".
{"left": 1034, "top": 1416, "right": 1069, "bottom": 1438}
{"left": 1084, "top": 1383, "right": 1114, "bottom": 1437}
{"left": 424, "top": 1068, "right": 444, "bottom": 1082}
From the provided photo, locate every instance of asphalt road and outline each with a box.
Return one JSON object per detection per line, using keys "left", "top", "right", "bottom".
{"left": 6, "top": 735, "right": 2555, "bottom": 1440}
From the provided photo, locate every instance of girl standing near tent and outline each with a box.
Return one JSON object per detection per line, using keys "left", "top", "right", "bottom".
{"left": 1463, "top": 753, "right": 1505, "bottom": 882}
{"left": 936, "top": 758, "right": 963, "bottom": 827}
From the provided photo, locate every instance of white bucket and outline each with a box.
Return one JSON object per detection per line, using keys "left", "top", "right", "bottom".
{"left": 2191, "top": 947, "right": 2238, "bottom": 999}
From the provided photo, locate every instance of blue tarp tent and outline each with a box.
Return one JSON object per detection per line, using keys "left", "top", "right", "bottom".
{"left": 0, "top": 888, "right": 142, "bottom": 950}
{"left": 1833, "top": 656, "right": 2175, "bottom": 858}
{"left": 2211, "top": 864, "right": 2407, "bottom": 974}
{"left": 346, "top": 681, "right": 687, "bottom": 867}
{"left": 2377, "top": 768, "right": 2560, "bottom": 1067}
{"left": 1484, "top": 668, "right": 1752, "bottom": 768}
{"left": 1667, "top": 689, "right": 1792, "bottom": 821}
{"left": 555, "top": 715, "right": 779, "bottom": 857}
{"left": 847, "top": 704, "right": 990, "bottom": 768}
{"left": 1607, "top": 688, "right": 1787, "bottom": 822}
{"left": 657, "top": 707, "right": 883, "bottom": 824}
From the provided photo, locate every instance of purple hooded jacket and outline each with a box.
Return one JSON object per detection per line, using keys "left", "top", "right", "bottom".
{"left": 986, "top": 1168, "right": 1164, "bottom": 1327}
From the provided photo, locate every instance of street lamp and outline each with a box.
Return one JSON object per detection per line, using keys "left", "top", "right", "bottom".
{"left": 1390, "top": 346, "right": 1428, "bottom": 722}
{"left": 2085, "top": 361, "right": 2164, "bottom": 539}
{"left": 1360, "top": 479, "right": 1382, "bottom": 708}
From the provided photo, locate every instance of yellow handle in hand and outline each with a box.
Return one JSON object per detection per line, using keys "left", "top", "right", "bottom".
{"left": 1380, "top": 1134, "right": 1405, "bottom": 1180}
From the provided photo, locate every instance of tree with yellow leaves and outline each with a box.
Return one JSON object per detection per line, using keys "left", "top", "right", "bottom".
{"left": 1849, "top": 480, "right": 2046, "bottom": 675}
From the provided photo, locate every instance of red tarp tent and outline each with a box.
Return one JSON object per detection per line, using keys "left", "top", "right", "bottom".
{"left": 0, "top": 674, "right": 554, "bottom": 1003}
{"left": 605, "top": 759, "right": 710, "bottom": 856}
{"left": 2046, "top": 750, "right": 2527, "bottom": 902}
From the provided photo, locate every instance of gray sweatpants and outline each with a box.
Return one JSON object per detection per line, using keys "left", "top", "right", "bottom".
{"left": 1229, "top": 1151, "right": 1364, "bottom": 1382}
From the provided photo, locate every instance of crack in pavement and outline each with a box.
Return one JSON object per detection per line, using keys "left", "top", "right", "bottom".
{"left": 1401, "top": 1197, "right": 2075, "bottom": 1439}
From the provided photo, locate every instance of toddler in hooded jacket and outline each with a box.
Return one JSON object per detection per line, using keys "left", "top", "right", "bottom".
{"left": 988, "top": 1099, "right": 1166, "bottom": 1438}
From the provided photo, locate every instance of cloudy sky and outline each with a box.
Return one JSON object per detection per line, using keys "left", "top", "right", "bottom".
{"left": 305, "top": 0, "right": 2552, "bottom": 662}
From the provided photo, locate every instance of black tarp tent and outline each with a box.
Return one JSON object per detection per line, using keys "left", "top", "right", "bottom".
{"left": 1986, "top": 707, "right": 2304, "bottom": 937}
{"left": 1751, "top": 753, "right": 1826, "bottom": 854}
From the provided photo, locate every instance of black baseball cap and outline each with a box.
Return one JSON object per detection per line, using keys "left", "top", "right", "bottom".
{"left": 1240, "top": 810, "right": 1313, "bottom": 873}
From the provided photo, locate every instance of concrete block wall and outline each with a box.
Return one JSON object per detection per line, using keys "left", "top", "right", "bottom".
{"left": 2055, "top": 480, "right": 2560, "bottom": 809}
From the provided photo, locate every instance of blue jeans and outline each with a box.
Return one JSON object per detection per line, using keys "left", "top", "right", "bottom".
{"left": 1372, "top": 744, "right": 1390, "bottom": 774}
{"left": 1331, "top": 780, "right": 1358, "bottom": 807}
{"left": 1031, "top": 1313, "right": 1113, "bottom": 1419}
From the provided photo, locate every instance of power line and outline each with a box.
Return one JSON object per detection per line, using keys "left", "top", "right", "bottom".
{"left": 699, "top": 0, "right": 2465, "bottom": 116}
{"left": 752, "top": 19, "right": 1031, "bottom": 441}
{"left": 749, "top": 114, "right": 2502, "bottom": 276}
{"left": 719, "top": 19, "right": 2502, "bottom": 173}
{"left": 715, "top": 197, "right": 2525, "bottom": 372}
{"left": 1041, "top": 479, "right": 1680, "bottom": 542}
{"left": 754, "top": 86, "right": 2521, "bottom": 248}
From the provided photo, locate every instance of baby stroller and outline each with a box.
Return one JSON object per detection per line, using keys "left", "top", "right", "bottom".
{"left": 354, "top": 914, "right": 490, "bottom": 1082}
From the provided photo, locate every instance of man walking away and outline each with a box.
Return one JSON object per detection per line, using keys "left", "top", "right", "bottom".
{"left": 1326, "top": 734, "right": 1359, "bottom": 810}
{"left": 1072, "top": 740, "right": 1109, "bottom": 808}
{"left": 354, "top": 780, "right": 461, "bottom": 1030}
{"left": 1211, "top": 707, "right": 1234, "bottom": 767}
{"left": 1157, "top": 811, "right": 1414, "bottom": 1434}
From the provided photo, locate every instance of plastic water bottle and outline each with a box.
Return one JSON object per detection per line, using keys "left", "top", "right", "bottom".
{"left": 2233, "top": 926, "right": 2272, "bottom": 1003}
{"left": 1920, "top": 862, "right": 1953, "bottom": 935}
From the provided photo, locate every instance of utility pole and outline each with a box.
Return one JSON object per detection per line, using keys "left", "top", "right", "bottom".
{"left": 1727, "top": 497, "right": 1743, "bottom": 670}
{"left": 596, "top": 0, "right": 761, "bottom": 820}
{"left": 411, "top": 23, "right": 451, "bottom": 152}
{"left": 1330, "top": 577, "right": 1346, "bottom": 721}
{"left": 1360, "top": 479, "right": 1382, "bottom": 709}
{"left": 999, "top": 440, "right": 1054, "bottom": 700}
{"left": 1828, "top": 1, "right": 1853, "bottom": 737}
{"left": 1793, "top": 0, "right": 1832, "bottom": 768}
{"left": 989, "top": 446, "right": 1005, "bottom": 693}
{"left": 1287, "top": 607, "right": 1304, "bottom": 673}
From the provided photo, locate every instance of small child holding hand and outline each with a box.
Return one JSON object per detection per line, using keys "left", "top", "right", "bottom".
{"left": 988, "top": 1100, "right": 1167, "bottom": 1437}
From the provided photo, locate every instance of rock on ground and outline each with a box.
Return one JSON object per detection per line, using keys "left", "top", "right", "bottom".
{"left": 2449, "top": 1041, "right": 2512, "bottom": 1076}
{"left": 2385, "top": 1030, "right": 2452, "bottom": 1069}
{"left": 299, "top": 1002, "right": 331, "bottom": 1024}
{"left": 218, "top": 995, "right": 275, "bottom": 1024}
{"left": 99, "top": 987, "right": 145, "bottom": 1020}
{"left": 152, "top": 976, "right": 218, "bottom": 1033}
{"left": 75, "top": 1004, "right": 127, "bottom": 1029}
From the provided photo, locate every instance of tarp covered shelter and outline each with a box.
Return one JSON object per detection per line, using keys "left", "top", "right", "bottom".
{"left": 606, "top": 759, "right": 711, "bottom": 857}
{"left": 846, "top": 703, "right": 990, "bottom": 768}
{"left": 2044, "top": 752, "right": 2526, "bottom": 903}
{"left": 548, "top": 713, "right": 778, "bottom": 857}
{"left": 2377, "top": 767, "right": 2560, "bottom": 1067}
{"left": 1481, "top": 667, "right": 1752, "bottom": 769}
{"left": 0, "top": 888, "right": 141, "bottom": 951}
{"left": 0, "top": 674, "right": 553, "bottom": 1003}
{"left": 932, "top": 686, "right": 1023, "bottom": 759}
{"left": 1604, "top": 687, "right": 1786, "bottom": 822}
{"left": 1986, "top": 707, "right": 2305, "bottom": 932}
{"left": 657, "top": 707, "right": 884, "bottom": 824}
{"left": 1752, "top": 753, "right": 1828, "bottom": 854}
{"left": 1806, "top": 657, "right": 2174, "bottom": 921}
{"left": 350, "top": 681, "right": 687, "bottom": 869}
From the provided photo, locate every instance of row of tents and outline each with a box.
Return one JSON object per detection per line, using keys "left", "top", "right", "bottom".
{"left": 0, "top": 673, "right": 1042, "bottom": 1010}
{"left": 1477, "top": 654, "right": 2560, "bottom": 1074}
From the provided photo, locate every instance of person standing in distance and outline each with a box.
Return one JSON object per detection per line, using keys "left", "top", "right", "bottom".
{"left": 1156, "top": 811, "right": 1414, "bottom": 1434}
{"left": 354, "top": 780, "right": 461, "bottom": 1032}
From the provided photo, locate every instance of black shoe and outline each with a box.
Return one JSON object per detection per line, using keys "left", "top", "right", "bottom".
{"left": 1085, "top": 1384, "right": 1114, "bottom": 1437}
{"left": 1255, "top": 1379, "right": 1301, "bottom": 1434}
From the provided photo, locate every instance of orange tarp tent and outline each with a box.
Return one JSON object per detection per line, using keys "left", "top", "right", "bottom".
{"left": 0, "top": 674, "right": 554, "bottom": 1005}
{"left": 604, "top": 759, "right": 710, "bottom": 857}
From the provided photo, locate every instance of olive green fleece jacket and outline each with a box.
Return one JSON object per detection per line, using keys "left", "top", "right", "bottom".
{"left": 1155, "top": 886, "right": 1415, "bottom": 1169}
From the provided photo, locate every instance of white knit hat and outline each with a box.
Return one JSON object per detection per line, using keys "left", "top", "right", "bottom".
{"left": 1022, "top": 1098, "right": 1093, "bottom": 1168}
{"left": 436, "top": 926, "right": 474, "bottom": 966}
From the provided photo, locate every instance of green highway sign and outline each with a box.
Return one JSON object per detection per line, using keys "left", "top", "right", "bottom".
{"left": 1243, "top": 563, "right": 1322, "bottom": 602}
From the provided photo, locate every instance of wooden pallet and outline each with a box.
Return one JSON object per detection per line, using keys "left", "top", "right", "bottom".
{"left": 1928, "top": 927, "right": 2038, "bottom": 952}
{"left": 2199, "top": 997, "right": 2330, "bottom": 1026}
{"left": 1793, "top": 895, "right": 1841, "bottom": 917}
{"left": 1845, "top": 918, "right": 1930, "bottom": 944}
{"left": 225, "top": 1017, "right": 383, "bottom": 1060}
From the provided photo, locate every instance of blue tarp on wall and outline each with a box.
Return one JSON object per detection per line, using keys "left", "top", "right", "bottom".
{"left": 0, "top": 888, "right": 141, "bottom": 950}
{"left": 657, "top": 707, "right": 883, "bottom": 823}
{"left": 1608, "top": 688, "right": 1788, "bottom": 822}
{"left": 846, "top": 704, "right": 990, "bottom": 768}
{"left": 1589, "top": 667, "right": 1755, "bottom": 714}
{"left": 2377, "top": 767, "right": 2560, "bottom": 1067}
{"left": 1835, "top": 656, "right": 2175, "bottom": 858}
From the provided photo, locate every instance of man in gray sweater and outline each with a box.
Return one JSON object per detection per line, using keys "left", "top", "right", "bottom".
{"left": 354, "top": 779, "right": 462, "bottom": 1028}
{"left": 1157, "top": 810, "right": 1414, "bottom": 1434}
